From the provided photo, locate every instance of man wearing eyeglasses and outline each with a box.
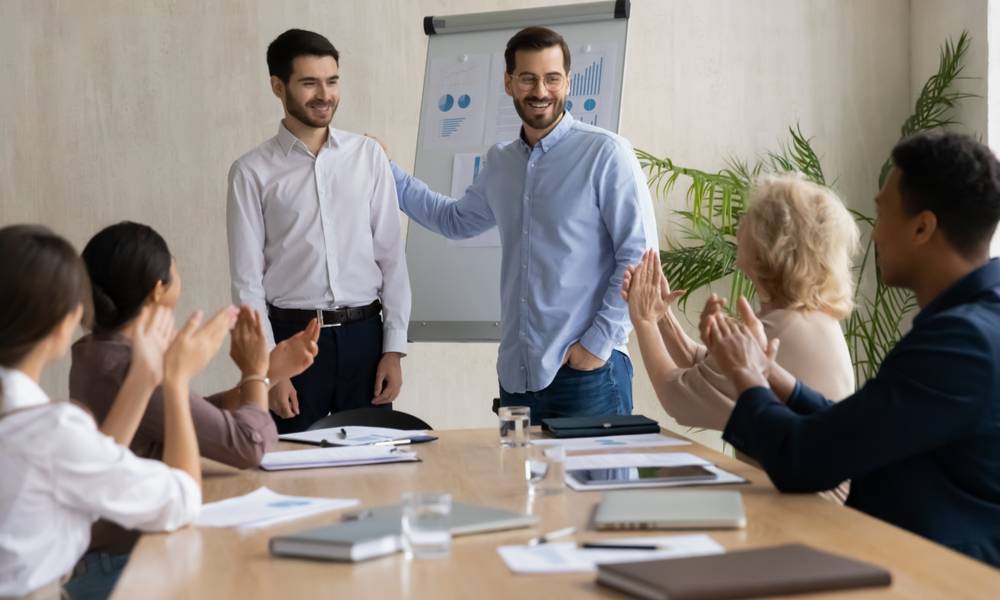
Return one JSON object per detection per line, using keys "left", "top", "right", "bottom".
{"left": 387, "top": 26, "right": 658, "bottom": 422}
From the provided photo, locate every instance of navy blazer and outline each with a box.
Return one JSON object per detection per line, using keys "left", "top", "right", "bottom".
{"left": 724, "top": 259, "right": 1000, "bottom": 567}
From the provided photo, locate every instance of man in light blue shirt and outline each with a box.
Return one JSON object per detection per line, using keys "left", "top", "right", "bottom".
{"left": 391, "top": 26, "right": 658, "bottom": 421}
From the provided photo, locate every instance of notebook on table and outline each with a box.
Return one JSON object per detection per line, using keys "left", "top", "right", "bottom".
{"left": 270, "top": 501, "right": 539, "bottom": 562}
{"left": 596, "top": 543, "right": 892, "bottom": 600}
{"left": 593, "top": 490, "right": 746, "bottom": 530}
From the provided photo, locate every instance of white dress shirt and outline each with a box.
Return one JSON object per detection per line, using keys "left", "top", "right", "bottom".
{"left": 0, "top": 367, "right": 200, "bottom": 597}
{"left": 226, "top": 123, "right": 411, "bottom": 351}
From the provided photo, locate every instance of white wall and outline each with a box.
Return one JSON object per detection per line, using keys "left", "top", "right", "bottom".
{"left": 0, "top": 0, "right": 967, "bottom": 448}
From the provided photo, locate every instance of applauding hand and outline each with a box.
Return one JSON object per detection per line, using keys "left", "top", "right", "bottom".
{"left": 165, "top": 307, "right": 239, "bottom": 386}
{"left": 230, "top": 306, "right": 269, "bottom": 377}
{"left": 622, "top": 249, "right": 685, "bottom": 309}
{"left": 269, "top": 318, "right": 320, "bottom": 382}
{"left": 126, "top": 305, "right": 175, "bottom": 387}
{"left": 703, "top": 304, "right": 779, "bottom": 393}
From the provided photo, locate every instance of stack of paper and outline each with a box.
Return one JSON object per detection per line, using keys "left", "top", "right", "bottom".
{"left": 279, "top": 425, "right": 432, "bottom": 447}
{"left": 196, "top": 487, "right": 358, "bottom": 530}
{"left": 563, "top": 452, "right": 746, "bottom": 491}
{"left": 497, "top": 534, "right": 724, "bottom": 574}
{"left": 261, "top": 445, "right": 419, "bottom": 471}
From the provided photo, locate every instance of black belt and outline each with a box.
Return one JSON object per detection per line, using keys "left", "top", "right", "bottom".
{"left": 267, "top": 300, "right": 381, "bottom": 328}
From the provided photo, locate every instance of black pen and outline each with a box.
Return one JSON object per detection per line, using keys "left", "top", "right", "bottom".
{"left": 580, "top": 543, "right": 666, "bottom": 551}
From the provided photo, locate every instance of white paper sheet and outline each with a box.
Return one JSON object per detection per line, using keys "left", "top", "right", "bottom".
{"left": 564, "top": 452, "right": 710, "bottom": 470}
{"left": 421, "top": 53, "right": 491, "bottom": 149}
{"left": 260, "top": 445, "right": 419, "bottom": 471}
{"left": 448, "top": 153, "right": 500, "bottom": 248}
{"left": 279, "top": 425, "right": 428, "bottom": 447}
{"left": 485, "top": 52, "right": 521, "bottom": 144}
{"left": 196, "top": 487, "right": 358, "bottom": 530}
{"left": 497, "top": 534, "right": 724, "bottom": 574}
{"left": 563, "top": 43, "right": 618, "bottom": 131}
{"left": 530, "top": 433, "right": 689, "bottom": 451}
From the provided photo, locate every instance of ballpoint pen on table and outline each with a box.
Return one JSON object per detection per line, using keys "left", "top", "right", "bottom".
{"left": 579, "top": 543, "right": 668, "bottom": 551}
{"left": 371, "top": 439, "right": 411, "bottom": 447}
{"left": 527, "top": 526, "right": 577, "bottom": 546}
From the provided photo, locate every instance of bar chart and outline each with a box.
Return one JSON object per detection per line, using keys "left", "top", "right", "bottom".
{"left": 570, "top": 56, "right": 604, "bottom": 96}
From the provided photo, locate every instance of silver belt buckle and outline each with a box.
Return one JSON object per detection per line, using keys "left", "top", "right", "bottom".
{"left": 316, "top": 308, "right": 342, "bottom": 328}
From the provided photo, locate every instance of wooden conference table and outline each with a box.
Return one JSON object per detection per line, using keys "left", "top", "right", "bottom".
{"left": 112, "top": 429, "right": 999, "bottom": 599}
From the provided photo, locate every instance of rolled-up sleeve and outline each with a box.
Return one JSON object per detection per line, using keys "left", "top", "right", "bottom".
{"left": 581, "top": 138, "right": 659, "bottom": 360}
{"left": 370, "top": 145, "right": 411, "bottom": 354}
{"left": 136, "top": 388, "right": 278, "bottom": 470}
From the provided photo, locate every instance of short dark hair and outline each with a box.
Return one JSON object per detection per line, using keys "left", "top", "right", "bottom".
{"left": 82, "top": 221, "right": 172, "bottom": 334}
{"left": 0, "top": 225, "right": 93, "bottom": 369}
{"left": 891, "top": 131, "right": 1000, "bottom": 256}
{"left": 267, "top": 29, "right": 340, "bottom": 83}
{"left": 504, "top": 26, "right": 570, "bottom": 74}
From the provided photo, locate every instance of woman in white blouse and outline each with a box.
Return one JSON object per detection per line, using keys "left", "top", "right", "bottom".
{"left": 0, "top": 225, "right": 238, "bottom": 599}
{"left": 625, "top": 173, "right": 859, "bottom": 451}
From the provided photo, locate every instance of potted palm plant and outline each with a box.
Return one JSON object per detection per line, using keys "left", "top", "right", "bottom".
{"left": 636, "top": 33, "right": 973, "bottom": 385}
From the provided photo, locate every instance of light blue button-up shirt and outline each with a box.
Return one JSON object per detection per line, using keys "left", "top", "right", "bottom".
{"left": 392, "top": 112, "right": 658, "bottom": 394}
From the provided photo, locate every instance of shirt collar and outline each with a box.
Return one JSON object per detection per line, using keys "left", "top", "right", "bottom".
{"left": 0, "top": 366, "right": 49, "bottom": 414}
{"left": 913, "top": 258, "right": 1000, "bottom": 325}
{"left": 518, "top": 110, "right": 575, "bottom": 153}
{"left": 276, "top": 121, "right": 339, "bottom": 156}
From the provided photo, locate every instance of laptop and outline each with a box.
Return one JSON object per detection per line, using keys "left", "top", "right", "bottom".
{"left": 593, "top": 489, "right": 746, "bottom": 530}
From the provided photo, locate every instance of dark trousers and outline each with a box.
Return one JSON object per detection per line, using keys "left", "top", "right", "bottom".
{"left": 499, "top": 350, "right": 634, "bottom": 425}
{"left": 270, "top": 314, "right": 385, "bottom": 433}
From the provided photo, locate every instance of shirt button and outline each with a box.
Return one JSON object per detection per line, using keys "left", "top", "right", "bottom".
{"left": 522, "top": 228, "right": 528, "bottom": 234}
{"left": 521, "top": 297, "right": 526, "bottom": 303}
{"left": 522, "top": 263, "right": 527, "bottom": 269}
{"left": 520, "top": 366, "right": 525, "bottom": 370}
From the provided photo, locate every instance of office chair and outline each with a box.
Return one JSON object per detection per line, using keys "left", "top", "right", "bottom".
{"left": 306, "top": 407, "right": 433, "bottom": 431}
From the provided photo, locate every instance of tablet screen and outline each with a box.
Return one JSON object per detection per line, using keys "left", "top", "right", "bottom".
{"left": 566, "top": 465, "right": 717, "bottom": 487}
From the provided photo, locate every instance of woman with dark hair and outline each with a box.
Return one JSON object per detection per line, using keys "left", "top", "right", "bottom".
{"left": 0, "top": 224, "right": 235, "bottom": 599}
{"left": 65, "top": 221, "right": 319, "bottom": 595}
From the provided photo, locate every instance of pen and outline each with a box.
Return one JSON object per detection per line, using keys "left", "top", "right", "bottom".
{"left": 579, "top": 543, "right": 666, "bottom": 551}
{"left": 527, "top": 526, "right": 577, "bottom": 546}
{"left": 371, "top": 438, "right": 411, "bottom": 447}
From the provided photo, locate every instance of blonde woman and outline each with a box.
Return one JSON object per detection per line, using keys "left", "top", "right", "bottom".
{"left": 625, "top": 173, "right": 860, "bottom": 437}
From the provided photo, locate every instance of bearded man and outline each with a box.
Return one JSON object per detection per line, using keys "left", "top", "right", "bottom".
{"left": 227, "top": 29, "right": 411, "bottom": 433}
{"left": 387, "top": 26, "right": 657, "bottom": 421}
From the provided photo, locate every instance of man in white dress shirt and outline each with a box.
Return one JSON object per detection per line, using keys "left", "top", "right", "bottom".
{"left": 227, "top": 29, "right": 411, "bottom": 433}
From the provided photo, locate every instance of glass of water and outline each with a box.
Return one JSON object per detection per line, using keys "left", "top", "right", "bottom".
{"left": 525, "top": 444, "right": 566, "bottom": 496}
{"left": 498, "top": 405, "right": 531, "bottom": 447}
{"left": 400, "top": 492, "right": 452, "bottom": 559}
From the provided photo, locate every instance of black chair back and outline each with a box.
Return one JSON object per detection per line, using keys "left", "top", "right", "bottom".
{"left": 306, "top": 407, "right": 433, "bottom": 431}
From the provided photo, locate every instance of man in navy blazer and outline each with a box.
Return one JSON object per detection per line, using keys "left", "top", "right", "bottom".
{"left": 704, "top": 132, "right": 1000, "bottom": 567}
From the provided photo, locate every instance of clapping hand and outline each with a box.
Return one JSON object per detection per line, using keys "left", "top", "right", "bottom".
{"left": 703, "top": 300, "right": 779, "bottom": 392}
{"left": 164, "top": 307, "right": 239, "bottom": 385}
{"left": 126, "top": 305, "right": 175, "bottom": 387}
{"left": 622, "top": 249, "right": 685, "bottom": 309}
{"left": 230, "top": 306, "right": 269, "bottom": 377}
{"left": 269, "top": 318, "right": 320, "bottom": 382}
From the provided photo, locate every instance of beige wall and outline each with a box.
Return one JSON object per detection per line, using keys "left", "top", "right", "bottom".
{"left": 1, "top": 0, "right": 972, "bottom": 447}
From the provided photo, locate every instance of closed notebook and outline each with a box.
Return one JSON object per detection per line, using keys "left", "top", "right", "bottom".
{"left": 541, "top": 415, "right": 660, "bottom": 438}
{"left": 593, "top": 490, "right": 746, "bottom": 530}
{"left": 270, "top": 501, "right": 539, "bottom": 562}
{"left": 596, "top": 543, "right": 891, "bottom": 600}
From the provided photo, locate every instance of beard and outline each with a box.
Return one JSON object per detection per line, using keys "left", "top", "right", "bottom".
{"left": 512, "top": 93, "right": 565, "bottom": 132}
{"left": 285, "top": 92, "right": 337, "bottom": 128}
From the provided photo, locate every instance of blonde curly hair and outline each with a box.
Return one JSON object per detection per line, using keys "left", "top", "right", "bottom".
{"left": 740, "top": 173, "right": 860, "bottom": 319}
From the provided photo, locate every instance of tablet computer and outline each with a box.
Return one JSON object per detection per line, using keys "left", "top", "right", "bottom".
{"left": 566, "top": 465, "right": 718, "bottom": 487}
